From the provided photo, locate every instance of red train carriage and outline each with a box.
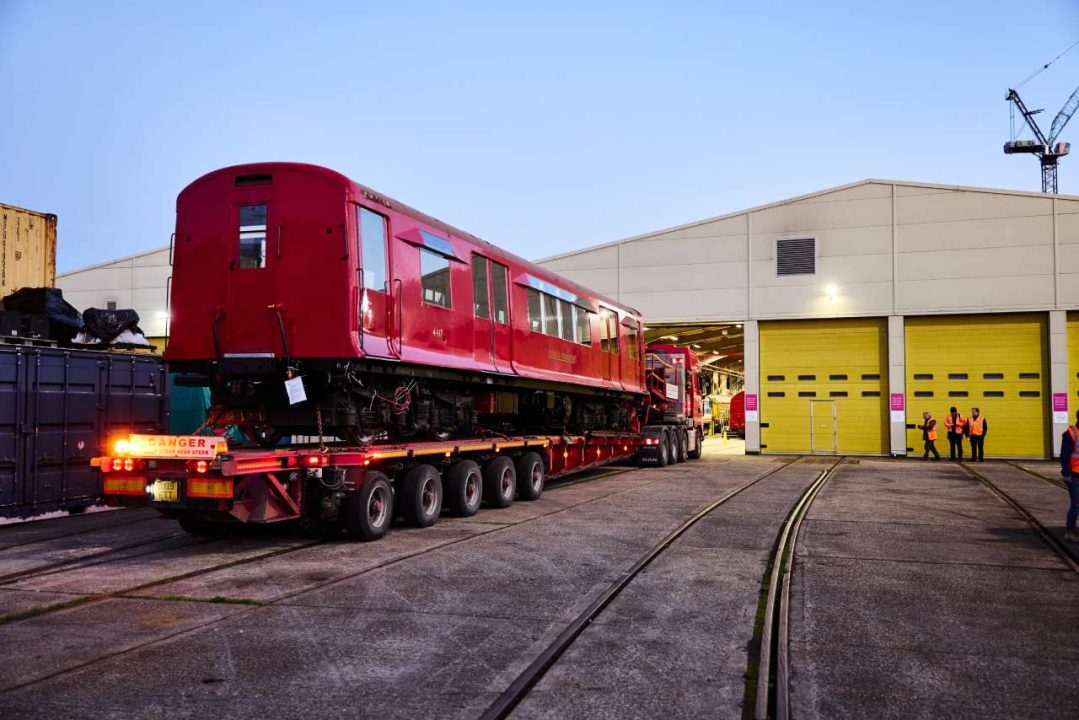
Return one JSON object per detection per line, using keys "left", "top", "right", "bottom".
{"left": 167, "top": 163, "right": 646, "bottom": 444}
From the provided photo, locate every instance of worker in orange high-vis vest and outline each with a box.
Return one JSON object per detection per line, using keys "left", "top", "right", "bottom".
{"left": 918, "top": 411, "right": 940, "bottom": 461}
{"left": 1057, "top": 411, "right": 1079, "bottom": 543}
{"left": 967, "top": 407, "right": 988, "bottom": 462}
{"left": 943, "top": 406, "right": 966, "bottom": 461}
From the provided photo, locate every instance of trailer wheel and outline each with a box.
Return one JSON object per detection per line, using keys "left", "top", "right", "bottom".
{"left": 665, "top": 430, "right": 678, "bottom": 466}
{"left": 687, "top": 429, "right": 703, "bottom": 459}
{"left": 483, "top": 456, "right": 516, "bottom": 508}
{"left": 401, "top": 465, "right": 443, "bottom": 528}
{"left": 343, "top": 471, "right": 393, "bottom": 541}
{"left": 655, "top": 432, "right": 670, "bottom": 467}
{"left": 515, "top": 452, "right": 545, "bottom": 501}
{"left": 445, "top": 460, "right": 483, "bottom": 517}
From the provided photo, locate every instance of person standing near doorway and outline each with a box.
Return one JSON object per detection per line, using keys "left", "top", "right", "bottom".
{"left": 919, "top": 411, "right": 940, "bottom": 461}
{"left": 967, "top": 407, "right": 987, "bottom": 462}
{"left": 944, "top": 406, "right": 966, "bottom": 460}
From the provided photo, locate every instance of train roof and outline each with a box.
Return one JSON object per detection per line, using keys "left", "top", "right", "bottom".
{"left": 181, "top": 162, "right": 641, "bottom": 319}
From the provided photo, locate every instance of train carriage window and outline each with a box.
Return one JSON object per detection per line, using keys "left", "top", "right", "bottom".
{"left": 626, "top": 319, "right": 639, "bottom": 361}
{"left": 543, "top": 294, "right": 561, "bottom": 337}
{"left": 527, "top": 289, "right": 542, "bottom": 332}
{"left": 238, "top": 204, "right": 267, "bottom": 269}
{"left": 419, "top": 249, "right": 451, "bottom": 308}
{"left": 491, "top": 262, "right": 508, "bottom": 324}
{"left": 357, "top": 207, "right": 388, "bottom": 292}
{"left": 557, "top": 300, "right": 576, "bottom": 342}
{"left": 572, "top": 306, "right": 592, "bottom": 345}
{"left": 600, "top": 309, "right": 619, "bottom": 353}
{"left": 471, "top": 255, "right": 489, "bottom": 319}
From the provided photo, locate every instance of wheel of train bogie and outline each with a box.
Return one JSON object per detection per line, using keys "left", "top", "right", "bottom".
{"left": 483, "top": 456, "right": 516, "bottom": 508}
{"left": 687, "top": 429, "right": 703, "bottom": 460}
{"left": 656, "top": 431, "right": 670, "bottom": 467}
{"left": 343, "top": 471, "right": 393, "bottom": 541}
{"left": 401, "top": 464, "right": 443, "bottom": 528}
{"left": 676, "top": 430, "right": 688, "bottom": 463}
{"left": 445, "top": 460, "right": 483, "bottom": 517}
{"left": 515, "top": 452, "right": 545, "bottom": 501}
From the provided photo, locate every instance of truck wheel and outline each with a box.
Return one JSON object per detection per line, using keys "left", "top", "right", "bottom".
{"left": 666, "top": 431, "right": 678, "bottom": 465}
{"left": 401, "top": 465, "right": 443, "bottom": 528}
{"left": 343, "top": 471, "right": 393, "bottom": 541}
{"left": 676, "top": 431, "right": 689, "bottom": 463}
{"left": 515, "top": 452, "right": 545, "bottom": 501}
{"left": 483, "top": 456, "right": 516, "bottom": 508}
{"left": 656, "top": 432, "right": 670, "bottom": 467}
{"left": 687, "top": 429, "right": 703, "bottom": 459}
{"left": 445, "top": 460, "right": 483, "bottom": 517}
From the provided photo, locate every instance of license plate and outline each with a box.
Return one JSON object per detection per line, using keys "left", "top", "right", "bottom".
{"left": 151, "top": 479, "right": 180, "bottom": 502}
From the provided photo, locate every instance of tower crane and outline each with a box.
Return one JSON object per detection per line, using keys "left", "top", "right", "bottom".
{"left": 1004, "top": 85, "right": 1078, "bottom": 194}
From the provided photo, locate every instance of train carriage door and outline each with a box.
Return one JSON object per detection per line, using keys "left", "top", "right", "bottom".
{"left": 490, "top": 260, "right": 512, "bottom": 371}
{"left": 356, "top": 206, "right": 394, "bottom": 358}
{"left": 225, "top": 199, "right": 277, "bottom": 354}
{"left": 471, "top": 254, "right": 496, "bottom": 371}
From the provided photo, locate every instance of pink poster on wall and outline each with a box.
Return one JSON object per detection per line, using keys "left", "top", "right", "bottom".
{"left": 745, "top": 393, "right": 758, "bottom": 422}
{"left": 1053, "top": 392, "right": 1068, "bottom": 424}
{"left": 890, "top": 393, "right": 905, "bottom": 422}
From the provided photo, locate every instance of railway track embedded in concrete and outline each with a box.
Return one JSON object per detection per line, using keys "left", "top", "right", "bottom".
{"left": 476, "top": 456, "right": 803, "bottom": 720}
{"left": 752, "top": 458, "right": 842, "bottom": 720}
{"left": 961, "top": 462, "right": 1079, "bottom": 574}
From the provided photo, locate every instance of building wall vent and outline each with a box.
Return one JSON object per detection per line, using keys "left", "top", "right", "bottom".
{"left": 776, "top": 237, "right": 815, "bottom": 276}
{"left": 106, "top": 300, "right": 118, "bottom": 311}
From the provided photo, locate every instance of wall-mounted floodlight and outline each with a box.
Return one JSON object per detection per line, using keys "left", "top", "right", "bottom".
{"left": 825, "top": 284, "right": 838, "bottom": 301}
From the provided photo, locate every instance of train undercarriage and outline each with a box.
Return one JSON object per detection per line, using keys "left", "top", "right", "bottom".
{"left": 177, "top": 358, "right": 641, "bottom": 447}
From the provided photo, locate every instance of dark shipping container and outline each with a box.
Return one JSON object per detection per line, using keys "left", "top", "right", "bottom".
{"left": 0, "top": 345, "right": 168, "bottom": 518}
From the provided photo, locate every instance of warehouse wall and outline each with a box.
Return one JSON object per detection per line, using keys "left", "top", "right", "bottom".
{"left": 539, "top": 180, "right": 1075, "bottom": 323}
{"left": 56, "top": 246, "right": 170, "bottom": 338}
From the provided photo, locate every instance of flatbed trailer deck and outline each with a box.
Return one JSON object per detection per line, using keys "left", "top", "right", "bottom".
{"left": 94, "top": 431, "right": 649, "bottom": 541}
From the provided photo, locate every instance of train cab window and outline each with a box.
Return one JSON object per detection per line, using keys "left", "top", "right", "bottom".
{"left": 357, "top": 207, "right": 388, "bottom": 292}
{"left": 491, "top": 262, "right": 509, "bottom": 324}
{"left": 542, "top": 294, "right": 561, "bottom": 337}
{"left": 471, "top": 255, "right": 489, "bottom": 319}
{"left": 238, "top": 204, "right": 267, "bottom": 269}
{"left": 572, "top": 306, "right": 591, "bottom": 345}
{"left": 626, "top": 319, "right": 639, "bottom": 361}
{"left": 420, "top": 249, "right": 451, "bottom": 308}
{"left": 527, "top": 288, "right": 543, "bottom": 332}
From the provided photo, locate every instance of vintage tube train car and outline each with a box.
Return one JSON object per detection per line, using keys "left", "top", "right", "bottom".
{"left": 166, "top": 163, "right": 647, "bottom": 444}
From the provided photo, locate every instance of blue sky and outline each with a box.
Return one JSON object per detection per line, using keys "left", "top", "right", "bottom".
{"left": 1, "top": 0, "right": 1077, "bottom": 272}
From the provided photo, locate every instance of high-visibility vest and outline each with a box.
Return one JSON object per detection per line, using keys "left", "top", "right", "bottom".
{"left": 945, "top": 413, "right": 966, "bottom": 433}
{"left": 926, "top": 417, "right": 938, "bottom": 441}
{"left": 1069, "top": 427, "right": 1079, "bottom": 473}
{"left": 969, "top": 416, "right": 985, "bottom": 436}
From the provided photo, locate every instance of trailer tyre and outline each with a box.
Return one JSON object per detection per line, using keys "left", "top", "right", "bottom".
{"left": 401, "top": 465, "right": 443, "bottom": 528}
{"left": 445, "top": 460, "right": 483, "bottom": 517}
{"left": 483, "top": 456, "right": 516, "bottom": 508}
{"left": 687, "top": 429, "right": 703, "bottom": 459}
{"left": 515, "top": 452, "right": 545, "bottom": 501}
{"left": 676, "top": 431, "right": 688, "bottom": 463}
{"left": 343, "top": 472, "right": 393, "bottom": 541}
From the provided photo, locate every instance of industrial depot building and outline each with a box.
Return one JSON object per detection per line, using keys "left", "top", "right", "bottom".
{"left": 538, "top": 179, "right": 1079, "bottom": 459}
{"left": 53, "top": 177, "right": 1079, "bottom": 459}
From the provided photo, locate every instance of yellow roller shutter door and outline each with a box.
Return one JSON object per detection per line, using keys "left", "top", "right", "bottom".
{"left": 905, "top": 314, "right": 1048, "bottom": 458}
{"left": 760, "top": 318, "right": 889, "bottom": 454}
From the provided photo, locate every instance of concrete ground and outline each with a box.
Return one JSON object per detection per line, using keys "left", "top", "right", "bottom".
{"left": 0, "top": 455, "right": 1075, "bottom": 719}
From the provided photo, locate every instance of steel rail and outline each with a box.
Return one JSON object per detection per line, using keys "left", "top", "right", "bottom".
{"left": 477, "top": 457, "right": 803, "bottom": 720}
{"left": 755, "top": 458, "right": 841, "bottom": 720}
{"left": 1002, "top": 459, "right": 1068, "bottom": 490}
{"left": 961, "top": 462, "right": 1079, "bottom": 574}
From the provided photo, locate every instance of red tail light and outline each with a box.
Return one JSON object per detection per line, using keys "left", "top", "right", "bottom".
{"left": 185, "top": 460, "right": 209, "bottom": 474}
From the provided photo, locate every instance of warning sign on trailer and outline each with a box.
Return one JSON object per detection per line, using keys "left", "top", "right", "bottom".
{"left": 127, "top": 434, "right": 227, "bottom": 459}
